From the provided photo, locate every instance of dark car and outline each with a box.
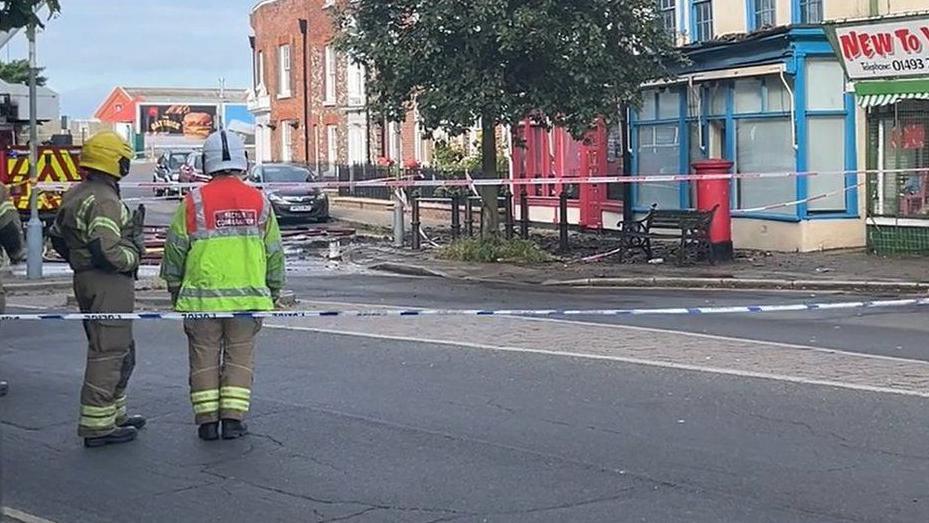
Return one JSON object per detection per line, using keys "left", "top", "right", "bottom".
{"left": 249, "top": 163, "right": 330, "bottom": 223}
{"left": 153, "top": 150, "right": 193, "bottom": 197}
{"left": 178, "top": 152, "right": 211, "bottom": 194}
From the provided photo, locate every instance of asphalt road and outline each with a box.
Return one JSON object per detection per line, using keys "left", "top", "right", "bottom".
{"left": 2, "top": 274, "right": 928, "bottom": 522}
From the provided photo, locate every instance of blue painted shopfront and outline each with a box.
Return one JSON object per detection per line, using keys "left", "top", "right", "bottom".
{"left": 630, "top": 26, "right": 858, "bottom": 223}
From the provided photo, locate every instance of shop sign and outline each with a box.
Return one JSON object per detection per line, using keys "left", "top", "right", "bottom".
{"left": 140, "top": 104, "right": 217, "bottom": 138}
{"left": 830, "top": 18, "right": 929, "bottom": 80}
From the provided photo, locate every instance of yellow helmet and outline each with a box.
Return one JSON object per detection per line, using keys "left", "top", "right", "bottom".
{"left": 81, "top": 131, "right": 134, "bottom": 178}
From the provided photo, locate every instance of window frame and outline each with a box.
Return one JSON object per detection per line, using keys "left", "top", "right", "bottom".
{"left": 795, "top": 0, "right": 824, "bottom": 24}
{"left": 657, "top": 0, "right": 676, "bottom": 35}
{"left": 324, "top": 45, "right": 337, "bottom": 105}
{"left": 277, "top": 44, "right": 292, "bottom": 98}
{"left": 690, "top": 0, "right": 713, "bottom": 43}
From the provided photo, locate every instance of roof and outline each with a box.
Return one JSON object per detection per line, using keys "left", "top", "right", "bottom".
{"left": 121, "top": 87, "right": 249, "bottom": 104}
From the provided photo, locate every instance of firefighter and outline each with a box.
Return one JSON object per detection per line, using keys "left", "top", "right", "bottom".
{"left": 0, "top": 182, "right": 25, "bottom": 397}
{"left": 161, "top": 129, "right": 284, "bottom": 441}
{"left": 50, "top": 131, "right": 147, "bottom": 448}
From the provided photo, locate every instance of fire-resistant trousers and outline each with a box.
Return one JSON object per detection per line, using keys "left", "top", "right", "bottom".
{"left": 183, "top": 318, "right": 262, "bottom": 425}
{"left": 73, "top": 270, "right": 136, "bottom": 438}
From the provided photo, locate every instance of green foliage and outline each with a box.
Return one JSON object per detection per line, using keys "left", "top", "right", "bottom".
{"left": 440, "top": 237, "right": 553, "bottom": 264}
{"left": 433, "top": 138, "right": 508, "bottom": 174}
{"left": 0, "top": 59, "right": 46, "bottom": 86}
{"left": 0, "top": 0, "right": 61, "bottom": 31}
{"left": 335, "top": 0, "right": 683, "bottom": 139}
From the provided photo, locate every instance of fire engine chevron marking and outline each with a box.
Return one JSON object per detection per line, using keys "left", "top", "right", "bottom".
{"left": 1, "top": 297, "right": 928, "bottom": 321}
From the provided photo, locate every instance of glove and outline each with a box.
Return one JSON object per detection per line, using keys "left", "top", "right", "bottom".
{"left": 131, "top": 204, "right": 147, "bottom": 256}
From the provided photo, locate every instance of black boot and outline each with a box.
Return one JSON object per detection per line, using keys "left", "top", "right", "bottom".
{"left": 198, "top": 422, "right": 219, "bottom": 441}
{"left": 221, "top": 419, "right": 248, "bottom": 440}
{"left": 0, "top": 381, "right": 8, "bottom": 397}
{"left": 118, "top": 415, "right": 147, "bottom": 430}
{"left": 84, "top": 426, "right": 138, "bottom": 448}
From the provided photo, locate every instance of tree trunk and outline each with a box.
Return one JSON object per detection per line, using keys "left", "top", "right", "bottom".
{"left": 479, "top": 117, "right": 499, "bottom": 238}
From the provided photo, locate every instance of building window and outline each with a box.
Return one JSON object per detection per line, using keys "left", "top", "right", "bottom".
{"left": 256, "top": 51, "right": 265, "bottom": 88}
{"left": 324, "top": 46, "right": 337, "bottom": 104}
{"left": 347, "top": 124, "right": 367, "bottom": 164}
{"left": 750, "top": 0, "right": 776, "bottom": 30}
{"left": 278, "top": 44, "right": 291, "bottom": 97}
{"left": 281, "top": 122, "right": 293, "bottom": 162}
{"left": 388, "top": 122, "right": 401, "bottom": 161}
{"left": 736, "top": 118, "right": 795, "bottom": 214}
{"left": 692, "top": 0, "right": 713, "bottom": 42}
{"left": 414, "top": 118, "right": 424, "bottom": 163}
{"left": 799, "top": 0, "right": 823, "bottom": 24}
{"left": 658, "top": 0, "right": 676, "bottom": 34}
{"left": 346, "top": 59, "right": 365, "bottom": 107}
{"left": 326, "top": 125, "right": 338, "bottom": 173}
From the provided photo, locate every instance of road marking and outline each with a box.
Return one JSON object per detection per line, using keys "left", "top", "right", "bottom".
{"left": 2, "top": 507, "right": 57, "bottom": 523}
{"left": 266, "top": 323, "right": 929, "bottom": 399}
{"left": 295, "top": 299, "right": 929, "bottom": 367}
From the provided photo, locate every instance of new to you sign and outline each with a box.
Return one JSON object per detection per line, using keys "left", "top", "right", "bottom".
{"left": 829, "top": 17, "right": 929, "bottom": 80}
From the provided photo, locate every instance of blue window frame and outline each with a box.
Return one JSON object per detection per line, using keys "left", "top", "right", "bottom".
{"left": 799, "top": 0, "right": 823, "bottom": 24}
{"left": 748, "top": 0, "right": 776, "bottom": 31}
{"left": 658, "top": 0, "right": 676, "bottom": 35}
{"left": 691, "top": 0, "right": 713, "bottom": 42}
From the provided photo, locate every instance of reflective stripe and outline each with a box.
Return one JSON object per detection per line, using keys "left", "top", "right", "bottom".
{"left": 190, "top": 188, "right": 206, "bottom": 231}
{"left": 191, "top": 389, "right": 220, "bottom": 403}
{"left": 193, "top": 401, "right": 220, "bottom": 415}
{"left": 89, "top": 216, "right": 121, "bottom": 237}
{"left": 166, "top": 228, "right": 190, "bottom": 251}
{"left": 220, "top": 386, "right": 251, "bottom": 401}
{"left": 0, "top": 200, "right": 16, "bottom": 215}
{"left": 190, "top": 226, "right": 262, "bottom": 241}
{"left": 219, "top": 398, "right": 250, "bottom": 412}
{"left": 80, "top": 414, "right": 116, "bottom": 429}
{"left": 115, "top": 396, "right": 127, "bottom": 407}
{"left": 120, "top": 204, "right": 130, "bottom": 227}
{"left": 120, "top": 246, "right": 137, "bottom": 267}
{"left": 179, "top": 287, "right": 272, "bottom": 299}
{"left": 81, "top": 404, "right": 116, "bottom": 416}
{"left": 76, "top": 195, "right": 96, "bottom": 232}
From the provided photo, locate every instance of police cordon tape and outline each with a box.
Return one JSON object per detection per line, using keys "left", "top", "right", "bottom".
{"left": 2, "top": 297, "right": 927, "bottom": 321}
{"left": 26, "top": 167, "right": 922, "bottom": 192}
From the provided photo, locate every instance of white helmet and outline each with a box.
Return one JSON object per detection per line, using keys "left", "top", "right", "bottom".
{"left": 202, "top": 129, "right": 248, "bottom": 175}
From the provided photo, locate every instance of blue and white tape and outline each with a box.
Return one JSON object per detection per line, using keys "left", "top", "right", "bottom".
{"left": 1, "top": 297, "right": 927, "bottom": 321}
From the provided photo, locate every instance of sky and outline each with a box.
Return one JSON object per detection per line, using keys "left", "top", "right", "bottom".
{"left": 2, "top": 0, "right": 256, "bottom": 118}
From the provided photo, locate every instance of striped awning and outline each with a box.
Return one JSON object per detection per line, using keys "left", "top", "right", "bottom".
{"left": 858, "top": 92, "right": 929, "bottom": 107}
{"left": 855, "top": 79, "right": 929, "bottom": 108}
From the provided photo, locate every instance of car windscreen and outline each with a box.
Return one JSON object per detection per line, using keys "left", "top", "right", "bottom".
{"left": 168, "top": 153, "right": 189, "bottom": 169}
{"left": 262, "top": 165, "right": 313, "bottom": 182}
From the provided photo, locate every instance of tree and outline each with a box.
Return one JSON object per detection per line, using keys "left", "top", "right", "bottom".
{"left": 0, "top": 0, "right": 60, "bottom": 32}
{"left": 337, "top": 0, "right": 683, "bottom": 237}
{"left": 0, "top": 59, "right": 46, "bottom": 86}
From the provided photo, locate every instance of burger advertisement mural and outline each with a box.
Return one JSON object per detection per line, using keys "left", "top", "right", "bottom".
{"left": 140, "top": 104, "right": 217, "bottom": 146}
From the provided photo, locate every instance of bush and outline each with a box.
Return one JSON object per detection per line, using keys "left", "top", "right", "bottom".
{"left": 439, "top": 237, "right": 553, "bottom": 263}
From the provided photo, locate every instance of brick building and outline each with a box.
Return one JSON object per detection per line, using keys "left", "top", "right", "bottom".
{"left": 248, "top": 0, "right": 431, "bottom": 173}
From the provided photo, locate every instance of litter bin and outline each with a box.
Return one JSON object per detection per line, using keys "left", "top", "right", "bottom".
{"left": 693, "top": 159, "right": 734, "bottom": 262}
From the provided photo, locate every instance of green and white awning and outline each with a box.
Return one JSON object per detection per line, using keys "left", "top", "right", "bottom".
{"left": 855, "top": 79, "right": 929, "bottom": 108}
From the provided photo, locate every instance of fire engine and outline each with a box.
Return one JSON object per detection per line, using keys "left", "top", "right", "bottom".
{"left": 0, "top": 145, "right": 82, "bottom": 226}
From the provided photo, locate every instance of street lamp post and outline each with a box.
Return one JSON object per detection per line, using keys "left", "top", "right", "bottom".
{"left": 25, "top": 22, "right": 42, "bottom": 279}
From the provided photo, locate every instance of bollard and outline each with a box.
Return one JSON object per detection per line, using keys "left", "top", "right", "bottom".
{"left": 504, "top": 189, "right": 515, "bottom": 240}
{"left": 559, "top": 190, "right": 569, "bottom": 252}
{"left": 392, "top": 191, "right": 405, "bottom": 248}
{"left": 519, "top": 188, "right": 529, "bottom": 240}
{"left": 411, "top": 195, "right": 421, "bottom": 251}
{"left": 451, "top": 194, "right": 461, "bottom": 239}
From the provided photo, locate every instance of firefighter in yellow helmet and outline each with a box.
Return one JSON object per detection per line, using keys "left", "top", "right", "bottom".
{"left": 50, "top": 131, "right": 148, "bottom": 448}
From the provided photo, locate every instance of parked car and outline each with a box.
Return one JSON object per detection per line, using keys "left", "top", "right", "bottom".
{"left": 153, "top": 150, "right": 193, "bottom": 197}
{"left": 248, "top": 163, "right": 330, "bottom": 223}
{"left": 178, "top": 152, "right": 211, "bottom": 194}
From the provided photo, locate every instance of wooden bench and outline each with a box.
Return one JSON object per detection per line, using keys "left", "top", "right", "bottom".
{"left": 616, "top": 205, "right": 719, "bottom": 265}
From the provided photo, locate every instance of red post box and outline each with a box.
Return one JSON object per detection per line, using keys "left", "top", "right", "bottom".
{"left": 693, "top": 159, "right": 734, "bottom": 262}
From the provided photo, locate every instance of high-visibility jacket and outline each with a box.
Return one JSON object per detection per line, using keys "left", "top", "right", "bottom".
{"left": 50, "top": 174, "right": 140, "bottom": 274}
{"left": 161, "top": 176, "right": 284, "bottom": 312}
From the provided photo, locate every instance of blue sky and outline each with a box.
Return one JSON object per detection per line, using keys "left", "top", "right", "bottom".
{"left": 3, "top": 0, "right": 255, "bottom": 117}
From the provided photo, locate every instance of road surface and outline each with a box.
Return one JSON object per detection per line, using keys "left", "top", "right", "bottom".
{"left": 2, "top": 271, "right": 928, "bottom": 522}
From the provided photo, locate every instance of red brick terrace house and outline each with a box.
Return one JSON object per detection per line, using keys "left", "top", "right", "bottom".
{"left": 249, "top": 0, "right": 432, "bottom": 175}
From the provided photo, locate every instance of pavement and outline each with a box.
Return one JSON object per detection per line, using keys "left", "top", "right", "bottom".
{"left": 2, "top": 269, "right": 929, "bottom": 522}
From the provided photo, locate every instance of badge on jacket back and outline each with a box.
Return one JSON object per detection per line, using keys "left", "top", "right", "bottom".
{"left": 214, "top": 210, "right": 258, "bottom": 228}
